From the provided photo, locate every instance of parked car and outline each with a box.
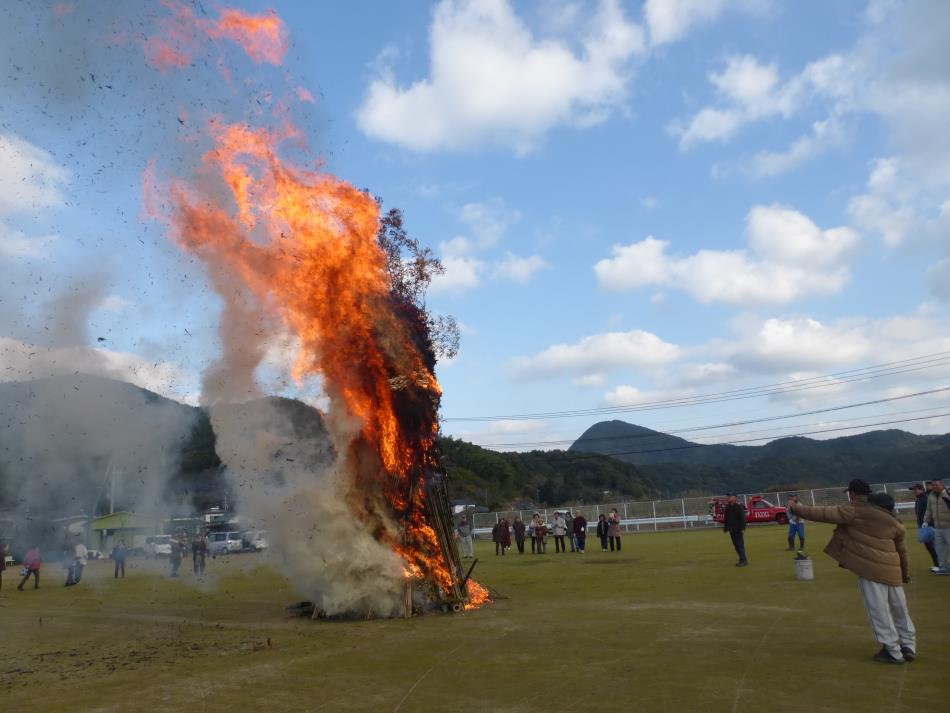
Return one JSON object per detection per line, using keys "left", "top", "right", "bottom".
{"left": 208, "top": 531, "right": 244, "bottom": 556}
{"left": 242, "top": 530, "right": 269, "bottom": 552}
{"left": 145, "top": 535, "right": 172, "bottom": 558}
{"left": 710, "top": 496, "right": 789, "bottom": 525}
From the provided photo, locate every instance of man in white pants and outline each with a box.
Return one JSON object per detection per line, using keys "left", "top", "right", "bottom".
{"left": 455, "top": 514, "right": 474, "bottom": 559}
{"left": 791, "top": 479, "right": 916, "bottom": 664}
{"left": 924, "top": 478, "right": 950, "bottom": 574}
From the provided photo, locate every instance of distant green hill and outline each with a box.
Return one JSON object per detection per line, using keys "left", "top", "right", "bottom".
{"left": 439, "top": 436, "right": 654, "bottom": 508}
{"left": 570, "top": 419, "right": 950, "bottom": 494}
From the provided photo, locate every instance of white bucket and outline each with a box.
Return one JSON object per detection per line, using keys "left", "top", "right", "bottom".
{"left": 796, "top": 558, "right": 814, "bottom": 581}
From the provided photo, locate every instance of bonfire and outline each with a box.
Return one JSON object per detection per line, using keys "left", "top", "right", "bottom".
{"left": 142, "top": 2, "right": 488, "bottom": 617}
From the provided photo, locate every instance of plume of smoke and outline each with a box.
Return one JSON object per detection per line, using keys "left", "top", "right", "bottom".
{"left": 0, "top": 374, "right": 195, "bottom": 543}
{"left": 0, "top": 278, "right": 196, "bottom": 547}
{"left": 209, "top": 398, "right": 406, "bottom": 617}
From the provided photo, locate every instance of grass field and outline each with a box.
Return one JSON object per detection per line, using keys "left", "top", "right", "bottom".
{"left": 1, "top": 524, "right": 948, "bottom": 712}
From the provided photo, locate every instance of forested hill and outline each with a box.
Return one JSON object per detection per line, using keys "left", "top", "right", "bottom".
{"left": 439, "top": 436, "right": 654, "bottom": 508}
{"left": 570, "top": 420, "right": 950, "bottom": 494}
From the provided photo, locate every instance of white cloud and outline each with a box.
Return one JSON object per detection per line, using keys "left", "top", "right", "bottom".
{"left": 644, "top": 0, "right": 769, "bottom": 46}
{"left": 678, "top": 361, "right": 736, "bottom": 384}
{"left": 0, "top": 224, "right": 58, "bottom": 258}
{"left": 508, "top": 329, "right": 681, "bottom": 381}
{"left": 725, "top": 317, "right": 871, "bottom": 373}
{"left": 573, "top": 373, "right": 605, "bottom": 388}
{"left": 0, "top": 133, "right": 69, "bottom": 215}
{"left": 429, "top": 255, "right": 484, "bottom": 294}
{"left": 356, "top": 0, "right": 645, "bottom": 154}
{"left": 739, "top": 114, "right": 846, "bottom": 178}
{"left": 594, "top": 205, "right": 859, "bottom": 305}
{"left": 492, "top": 252, "right": 549, "bottom": 283}
{"left": 601, "top": 384, "right": 692, "bottom": 408}
{"left": 671, "top": 53, "right": 856, "bottom": 153}
{"left": 848, "top": 157, "right": 950, "bottom": 249}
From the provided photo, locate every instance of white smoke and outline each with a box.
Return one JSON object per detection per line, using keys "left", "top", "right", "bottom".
{"left": 209, "top": 398, "right": 407, "bottom": 617}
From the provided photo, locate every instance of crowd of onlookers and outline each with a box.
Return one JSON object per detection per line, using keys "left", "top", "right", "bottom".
{"left": 455, "top": 508, "right": 625, "bottom": 557}
{"left": 0, "top": 531, "right": 213, "bottom": 593}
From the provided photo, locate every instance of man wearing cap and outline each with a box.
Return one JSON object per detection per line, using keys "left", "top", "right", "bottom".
{"left": 924, "top": 478, "right": 950, "bottom": 574}
{"left": 911, "top": 483, "right": 940, "bottom": 571}
{"left": 790, "top": 479, "right": 916, "bottom": 664}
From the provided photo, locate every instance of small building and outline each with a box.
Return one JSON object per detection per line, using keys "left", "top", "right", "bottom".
{"left": 90, "top": 511, "right": 159, "bottom": 553}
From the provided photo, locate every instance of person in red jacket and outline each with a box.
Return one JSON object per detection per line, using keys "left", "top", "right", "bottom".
{"left": 18, "top": 546, "right": 42, "bottom": 590}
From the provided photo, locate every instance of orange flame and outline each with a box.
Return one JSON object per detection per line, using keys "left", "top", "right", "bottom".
{"left": 143, "top": 2, "right": 487, "bottom": 613}
{"left": 142, "top": 0, "right": 288, "bottom": 72}
{"left": 208, "top": 8, "right": 288, "bottom": 65}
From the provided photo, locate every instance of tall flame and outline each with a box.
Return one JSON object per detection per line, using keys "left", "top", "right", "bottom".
{"left": 137, "top": 0, "right": 485, "bottom": 613}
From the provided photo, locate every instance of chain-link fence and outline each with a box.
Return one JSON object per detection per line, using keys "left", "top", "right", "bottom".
{"left": 469, "top": 481, "right": 921, "bottom": 536}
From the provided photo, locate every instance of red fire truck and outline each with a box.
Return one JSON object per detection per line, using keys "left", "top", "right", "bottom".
{"left": 710, "top": 496, "right": 789, "bottom": 525}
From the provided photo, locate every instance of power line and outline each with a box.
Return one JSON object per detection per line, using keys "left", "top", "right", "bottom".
{"left": 548, "top": 411, "right": 950, "bottom": 462}
{"left": 471, "top": 385, "right": 950, "bottom": 449}
{"left": 443, "top": 350, "right": 950, "bottom": 422}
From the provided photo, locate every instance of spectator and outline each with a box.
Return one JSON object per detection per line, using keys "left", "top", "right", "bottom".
{"left": 565, "top": 511, "right": 576, "bottom": 552}
{"left": 501, "top": 518, "right": 512, "bottom": 552}
{"left": 791, "top": 481, "right": 916, "bottom": 664}
{"left": 573, "top": 511, "right": 588, "bottom": 553}
{"left": 112, "top": 539, "right": 127, "bottom": 579}
{"left": 723, "top": 494, "right": 748, "bottom": 567}
{"left": 192, "top": 534, "right": 207, "bottom": 576}
{"left": 911, "top": 483, "right": 940, "bottom": 571}
{"left": 924, "top": 478, "right": 950, "bottom": 575}
{"left": 533, "top": 514, "right": 548, "bottom": 554}
{"left": 0, "top": 542, "right": 7, "bottom": 592}
{"left": 528, "top": 515, "right": 538, "bottom": 554}
{"left": 169, "top": 535, "right": 184, "bottom": 578}
{"left": 17, "top": 546, "right": 41, "bottom": 591}
{"left": 455, "top": 515, "right": 474, "bottom": 559}
{"left": 596, "top": 513, "right": 609, "bottom": 552}
{"left": 786, "top": 495, "right": 805, "bottom": 551}
{"left": 553, "top": 512, "right": 568, "bottom": 553}
{"left": 512, "top": 516, "right": 526, "bottom": 554}
{"left": 65, "top": 540, "right": 88, "bottom": 586}
{"left": 492, "top": 520, "right": 506, "bottom": 556}
{"left": 607, "top": 508, "right": 622, "bottom": 552}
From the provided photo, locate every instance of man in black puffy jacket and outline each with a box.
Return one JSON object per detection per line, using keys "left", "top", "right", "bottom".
{"left": 723, "top": 494, "right": 748, "bottom": 567}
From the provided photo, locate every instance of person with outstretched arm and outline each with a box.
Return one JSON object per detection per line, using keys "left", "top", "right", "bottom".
{"left": 723, "top": 494, "right": 748, "bottom": 567}
{"left": 790, "top": 479, "right": 916, "bottom": 664}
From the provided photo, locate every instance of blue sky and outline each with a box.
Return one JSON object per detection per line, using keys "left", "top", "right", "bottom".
{"left": 2, "top": 0, "right": 949, "bottom": 451}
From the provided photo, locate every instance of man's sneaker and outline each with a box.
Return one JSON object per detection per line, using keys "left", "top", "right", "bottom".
{"left": 935, "top": 568, "right": 950, "bottom": 575}
{"left": 900, "top": 647, "right": 916, "bottom": 662}
{"left": 872, "top": 647, "right": 904, "bottom": 664}
{"left": 736, "top": 561, "right": 749, "bottom": 567}
{"left": 930, "top": 566, "right": 942, "bottom": 573}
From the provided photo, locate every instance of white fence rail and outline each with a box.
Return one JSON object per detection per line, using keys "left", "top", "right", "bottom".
{"left": 469, "top": 481, "right": 920, "bottom": 536}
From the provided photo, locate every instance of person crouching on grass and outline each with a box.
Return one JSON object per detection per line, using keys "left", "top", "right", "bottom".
{"left": 790, "top": 479, "right": 916, "bottom": 664}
